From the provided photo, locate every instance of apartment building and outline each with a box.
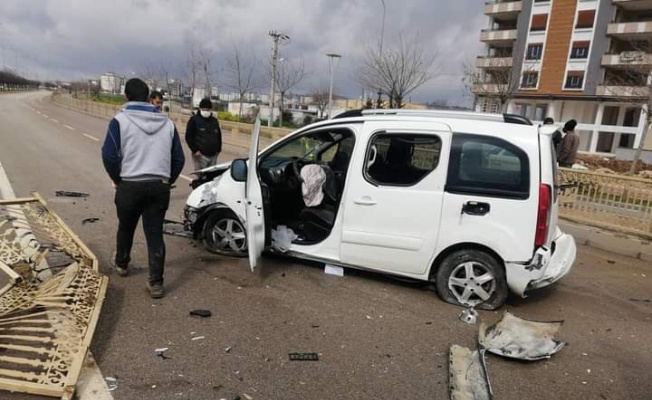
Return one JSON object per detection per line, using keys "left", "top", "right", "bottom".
{"left": 474, "top": 0, "right": 652, "bottom": 161}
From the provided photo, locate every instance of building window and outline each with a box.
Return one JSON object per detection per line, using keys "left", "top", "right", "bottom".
{"left": 570, "top": 41, "right": 590, "bottom": 59}
{"left": 531, "top": 14, "right": 548, "bottom": 31}
{"left": 526, "top": 43, "right": 544, "bottom": 60}
{"left": 618, "top": 134, "right": 635, "bottom": 149}
{"left": 623, "top": 107, "right": 641, "bottom": 127}
{"left": 576, "top": 10, "right": 595, "bottom": 29}
{"left": 564, "top": 71, "right": 584, "bottom": 89}
{"left": 521, "top": 72, "right": 538, "bottom": 88}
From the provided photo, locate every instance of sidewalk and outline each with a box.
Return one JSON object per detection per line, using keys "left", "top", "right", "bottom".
{"left": 560, "top": 219, "right": 652, "bottom": 262}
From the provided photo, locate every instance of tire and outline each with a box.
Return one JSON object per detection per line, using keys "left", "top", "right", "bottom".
{"left": 435, "top": 249, "right": 507, "bottom": 310}
{"left": 202, "top": 211, "right": 248, "bottom": 257}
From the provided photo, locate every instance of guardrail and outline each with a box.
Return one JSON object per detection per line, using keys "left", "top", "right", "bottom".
{"left": 558, "top": 168, "right": 652, "bottom": 238}
{"left": 50, "top": 93, "right": 292, "bottom": 149}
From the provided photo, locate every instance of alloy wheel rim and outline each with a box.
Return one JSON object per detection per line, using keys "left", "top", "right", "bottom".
{"left": 447, "top": 261, "right": 496, "bottom": 306}
{"left": 210, "top": 218, "right": 246, "bottom": 252}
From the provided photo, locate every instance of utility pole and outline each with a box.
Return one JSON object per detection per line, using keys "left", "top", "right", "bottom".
{"left": 268, "top": 30, "right": 289, "bottom": 127}
{"left": 327, "top": 53, "right": 342, "bottom": 119}
{"left": 377, "top": 0, "right": 386, "bottom": 109}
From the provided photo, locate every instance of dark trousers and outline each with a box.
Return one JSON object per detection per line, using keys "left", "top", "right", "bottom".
{"left": 114, "top": 180, "right": 170, "bottom": 285}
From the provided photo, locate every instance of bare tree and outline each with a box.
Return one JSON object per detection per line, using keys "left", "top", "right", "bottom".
{"left": 599, "top": 40, "right": 652, "bottom": 174}
{"left": 463, "top": 57, "right": 521, "bottom": 113}
{"left": 138, "top": 60, "right": 165, "bottom": 90}
{"left": 274, "top": 57, "right": 306, "bottom": 126}
{"left": 358, "top": 34, "right": 438, "bottom": 108}
{"left": 309, "top": 84, "right": 330, "bottom": 119}
{"left": 186, "top": 44, "right": 215, "bottom": 105}
{"left": 223, "top": 44, "right": 261, "bottom": 120}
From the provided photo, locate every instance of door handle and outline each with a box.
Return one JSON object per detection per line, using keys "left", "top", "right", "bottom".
{"left": 354, "top": 197, "right": 377, "bottom": 206}
{"left": 461, "top": 201, "right": 490, "bottom": 216}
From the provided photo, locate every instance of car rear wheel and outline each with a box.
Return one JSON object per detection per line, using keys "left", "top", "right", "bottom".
{"left": 202, "top": 211, "right": 247, "bottom": 257}
{"left": 435, "top": 249, "right": 507, "bottom": 310}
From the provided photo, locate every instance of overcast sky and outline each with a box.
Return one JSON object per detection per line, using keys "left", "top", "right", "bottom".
{"left": 0, "top": 0, "right": 486, "bottom": 106}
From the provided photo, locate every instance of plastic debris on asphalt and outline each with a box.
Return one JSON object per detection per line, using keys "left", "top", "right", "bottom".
{"left": 289, "top": 352, "right": 319, "bottom": 361}
{"left": 190, "top": 309, "right": 212, "bottom": 318}
{"left": 105, "top": 377, "right": 118, "bottom": 391}
{"left": 324, "top": 264, "right": 344, "bottom": 276}
{"left": 478, "top": 311, "right": 565, "bottom": 361}
{"left": 458, "top": 307, "right": 478, "bottom": 325}
{"left": 448, "top": 345, "right": 491, "bottom": 400}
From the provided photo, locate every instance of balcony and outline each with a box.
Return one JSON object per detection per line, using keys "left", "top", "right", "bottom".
{"left": 607, "top": 21, "right": 652, "bottom": 40}
{"left": 476, "top": 56, "right": 514, "bottom": 68}
{"left": 612, "top": 0, "right": 652, "bottom": 11}
{"left": 596, "top": 85, "right": 650, "bottom": 97}
{"left": 484, "top": 1, "right": 522, "bottom": 20}
{"left": 602, "top": 52, "right": 652, "bottom": 68}
{"left": 480, "top": 28, "right": 518, "bottom": 45}
{"left": 471, "top": 83, "right": 503, "bottom": 94}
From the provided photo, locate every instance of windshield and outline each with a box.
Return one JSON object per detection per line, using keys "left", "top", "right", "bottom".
{"left": 260, "top": 129, "right": 344, "bottom": 168}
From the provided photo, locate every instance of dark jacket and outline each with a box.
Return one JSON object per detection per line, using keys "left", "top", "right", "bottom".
{"left": 102, "top": 102, "right": 185, "bottom": 184}
{"left": 556, "top": 131, "right": 580, "bottom": 166}
{"left": 185, "top": 114, "right": 222, "bottom": 157}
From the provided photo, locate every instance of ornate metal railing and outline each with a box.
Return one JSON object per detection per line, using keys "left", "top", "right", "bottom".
{"left": 558, "top": 168, "right": 652, "bottom": 237}
{"left": 0, "top": 194, "right": 107, "bottom": 399}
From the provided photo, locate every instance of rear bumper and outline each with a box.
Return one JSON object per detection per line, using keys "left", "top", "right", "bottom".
{"left": 505, "top": 232, "right": 576, "bottom": 297}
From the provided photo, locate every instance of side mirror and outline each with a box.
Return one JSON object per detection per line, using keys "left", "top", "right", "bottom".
{"left": 230, "top": 159, "right": 248, "bottom": 182}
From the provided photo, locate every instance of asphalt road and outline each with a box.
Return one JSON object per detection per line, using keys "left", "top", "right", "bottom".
{"left": 0, "top": 92, "right": 650, "bottom": 400}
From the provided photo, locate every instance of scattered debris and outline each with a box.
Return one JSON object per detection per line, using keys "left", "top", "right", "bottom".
{"left": 629, "top": 298, "right": 651, "bottom": 303}
{"left": 607, "top": 260, "right": 616, "bottom": 264}
{"left": 82, "top": 217, "right": 100, "bottom": 224}
{"left": 458, "top": 307, "right": 478, "bottom": 325}
{"left": 190, "top": 309, "right": 212, "bottom": 318}
{"left": 155, "top": 347, "right": 170, "bottom": 359}
{"left": 191, "top": 336, "right": 205, "bottom": 341}
{"left": 271, "top": 225, "right": 297, "bottom": 252}
{"left": 324, "top": 264, "right": 344, "bottom": 276}
{"left": 448, "top": 345, "right": 491, "bottom": 400}
{"left": 478, "top": 311, "right": 565, "bottom": 361}
{"left": 225, "top": 346, "right": 232, "bottom": 354}
{"left": 55, "top": 190, "right": 89, "bottom": 197}
{"left": 105, "top": 377, "right": 118, "bottom": 391}
{"left": 289, "top": 352, "right": 319, "bottom": 361}
{"left": 155, "top": 347, "right": 169, "bottom": 353}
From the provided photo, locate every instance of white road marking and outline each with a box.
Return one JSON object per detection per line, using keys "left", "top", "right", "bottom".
{"left": 83, "top": 133, "right": 100, "bottom": 142}
{"left": 0, "top": 162, "right": 113, "bottom": 400}
{"left": 179, "top": 174, "right": 192, "bottom": 182}
{"left": 51, "top": 119, "right": 59, "bottom": 123}
{"left": 63, "top": 124, "right": 75, "bottom": 130}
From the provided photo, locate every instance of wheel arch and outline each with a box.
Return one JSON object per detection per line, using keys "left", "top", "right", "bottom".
{"left": 428, "top": 242, "right": 505, "bottom": 281}
{"left": 194, "top": 203, "right": 243, "bottom": 239}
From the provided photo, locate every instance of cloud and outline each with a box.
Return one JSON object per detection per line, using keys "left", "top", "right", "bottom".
{"left": 0, "top": 0, "right": 486, "bottom": 106}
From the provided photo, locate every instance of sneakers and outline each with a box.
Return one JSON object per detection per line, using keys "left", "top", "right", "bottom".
{"left": 111, "top": 252, "right": 128, "bottom": 277}
{"left": 147, "top": 283, "right": 165, "bottom": 299}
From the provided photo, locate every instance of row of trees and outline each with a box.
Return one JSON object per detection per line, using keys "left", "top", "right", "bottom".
{"left": 0, "top": 69, "right": 40, "bottom": 88}
{"left": 133, "top": 35, "right": 439, "bottom": 121}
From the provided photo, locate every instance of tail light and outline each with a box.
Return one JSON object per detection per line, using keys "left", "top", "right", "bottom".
{"left": 535, "top": 184, "right": 552, "bottom": 247}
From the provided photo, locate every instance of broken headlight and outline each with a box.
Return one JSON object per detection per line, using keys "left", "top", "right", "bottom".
{"left": 184, "top": 206, "right": 199, "bottom": 226}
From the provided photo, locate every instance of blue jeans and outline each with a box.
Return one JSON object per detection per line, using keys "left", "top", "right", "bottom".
{"left": 114, "top": 180, "right": 170, "bottom": 285}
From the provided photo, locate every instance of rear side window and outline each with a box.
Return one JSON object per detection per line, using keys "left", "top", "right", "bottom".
{"left": 365, "top": 133, "right": 442, "bottom": 186}
{"left": 446, "top": 134, "right": 530, "bottom": 199}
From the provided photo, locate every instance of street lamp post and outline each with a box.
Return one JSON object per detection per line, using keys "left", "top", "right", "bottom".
{"left": 327, "top": 53, "right": 342, "bottom": 119}
{"left": 377, "top": 0, "right": 386, "bottom": 109}
{"left": 268, "top": 31, "right": 289, "bottom": 127}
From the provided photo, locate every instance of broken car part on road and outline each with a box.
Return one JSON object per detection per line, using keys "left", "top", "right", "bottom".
{"left": 55, "top": 190, "right": 89, "bottom": 198}
{"left": 0, "top": 194, "right": 107, "bottom": 399}
{"left": 448, "top": 345, "right": 491, "bottom": 400}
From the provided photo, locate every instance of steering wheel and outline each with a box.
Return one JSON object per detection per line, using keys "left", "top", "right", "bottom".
{"left": 291, "top": 158, "right": 306, "bottom": 182}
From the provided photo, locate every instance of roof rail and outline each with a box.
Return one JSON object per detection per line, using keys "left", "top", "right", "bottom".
{"left": 332, "top": 109, "right": 363, "bottom": 119}
{"left": 360, "top": 109, "right": 532, "bottom": 125}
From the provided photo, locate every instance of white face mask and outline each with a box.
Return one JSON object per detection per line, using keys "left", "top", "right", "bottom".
{"left": 200, "top": 110, "right": 212, "bottom": 118}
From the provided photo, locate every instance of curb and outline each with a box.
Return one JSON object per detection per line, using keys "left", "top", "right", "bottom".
{"left": 560, "top": 219, "right": 652, "bottom": 262}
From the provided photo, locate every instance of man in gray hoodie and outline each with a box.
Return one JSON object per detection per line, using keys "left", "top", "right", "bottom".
{"left": 102, "top": 78, "right": 185, "bottom": 298}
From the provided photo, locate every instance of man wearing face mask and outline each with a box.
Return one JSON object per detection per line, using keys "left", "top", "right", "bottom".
{"left": 185, "top": 97, "right": 222, "bottom": 170}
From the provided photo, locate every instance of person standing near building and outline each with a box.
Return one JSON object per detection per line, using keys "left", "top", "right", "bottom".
{"left": 101, "top": 78, "right": 185, "bottom": 299}
{"left": 185, "top": 97, "right": 222, "bottom": 171}
{"left": 557, "top": 119, "right": 579, "bottom": 168}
